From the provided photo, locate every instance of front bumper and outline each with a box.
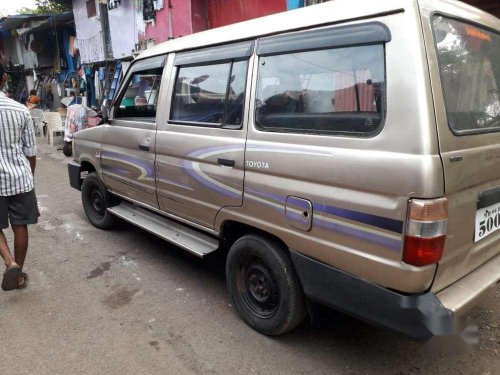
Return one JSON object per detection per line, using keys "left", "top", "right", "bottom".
{"left": 291, "top": 251, "right": 455, "bottom": 340}
{"left": 68, "top": 161, "right": 82, "bottom": 191}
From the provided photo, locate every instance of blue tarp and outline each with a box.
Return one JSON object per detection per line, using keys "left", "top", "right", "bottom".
{"left": 287, "top": 0, "right": 304, "bottom": 10}
{"left": 62, "top": 27, "right": 76, "bottom": 76}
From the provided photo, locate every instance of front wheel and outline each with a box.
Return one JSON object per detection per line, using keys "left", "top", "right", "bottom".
{"left": 226, "top": 234, "right": 307, "bottom": 335}
{"left": 81, "top": 172, "right": 117, "bottom": 229}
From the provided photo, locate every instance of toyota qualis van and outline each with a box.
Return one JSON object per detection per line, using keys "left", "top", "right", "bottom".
{"left": 68, "top": 0, "right": 500, "bottom": 339}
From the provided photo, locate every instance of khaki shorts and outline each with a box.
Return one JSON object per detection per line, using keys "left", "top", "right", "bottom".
{"left": 0, "top": 190, "right": 40, "bottom": 229}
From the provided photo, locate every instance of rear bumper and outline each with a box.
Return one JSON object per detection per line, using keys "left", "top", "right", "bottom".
{"left": 291, "top": 251, "right": 454, "bottom": 340}
{"left": 68, "top": 161, "right": 82, "bottom": 191}
{"left": 436, "top": 253, "right": 500, "bottom": 317}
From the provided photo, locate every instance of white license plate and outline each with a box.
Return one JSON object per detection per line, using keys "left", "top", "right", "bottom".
{"left": 475, "top": 202, "right": 500, "bottom": 242}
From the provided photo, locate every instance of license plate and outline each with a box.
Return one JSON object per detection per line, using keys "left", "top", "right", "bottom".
{"left": 475, "top": 201, "right": 500, "bottom": 242}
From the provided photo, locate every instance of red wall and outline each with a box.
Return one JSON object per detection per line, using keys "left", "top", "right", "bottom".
{"left": 143, "top": 0, "right": 287, "bottom": 44}
{"left": 207, "top": 0, "right": 287, "bottom": 29}
{"left": 144, "top": 0, "right": 197, "bottom": 43}
{"left": 191, "top": 0, "right": 209, "bottom": 34}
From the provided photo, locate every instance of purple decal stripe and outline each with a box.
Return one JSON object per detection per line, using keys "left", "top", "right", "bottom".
{"left": 286, "top": 210, "right": 310, "bottom": 226}
{"left": 101, "top": 150, "right": 155, "bottom": 179}
{"left": 286, "top": 197, "right": 310, "bottom": 210}
{"left": 188, "top": 145, "right": 237, "bottom": 158}
{"left": 246, "top": 189, "right": 401, "bottom": 251}
{"left": 157, "top": 176, "right": 193, "bottom": 190}
{"left": 105, "top": 166, "right": 131, "bottom": 177}
{"left": 245, "top": 188, "right": 286, "bottom": 204}
{"left": 314, "top": 218, "right": 402, "bottom": 251}
{"left": 182, "top": 159, "right": 241, "bottom": 199}
{"left": 314, "top": 204, "right": 403, "bottom": 234}
{"left": 248, "top": 189, "right": 402, "bottom": 235}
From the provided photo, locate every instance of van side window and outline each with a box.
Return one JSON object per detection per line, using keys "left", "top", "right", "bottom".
{"left": 170, "top": 60, "right": 248, "bottom": 127}
{"left": 255, "top": 44, "right": 385, "bottom": 135}
{"left": 115, "top": 67, "right": 163, "bottom": 119}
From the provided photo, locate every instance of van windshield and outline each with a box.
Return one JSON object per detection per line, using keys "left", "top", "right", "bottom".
{"left": 433, "top": 16, "right": 500, "bottom": 134}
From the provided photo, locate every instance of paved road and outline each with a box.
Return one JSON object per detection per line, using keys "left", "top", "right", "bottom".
{"left": 0, "top": 141, "right": 498, "bottom": 375}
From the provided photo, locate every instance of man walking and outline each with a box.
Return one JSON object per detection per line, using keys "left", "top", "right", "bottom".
{"left": 0, "top": 61, "right": 39, "bottom": 290}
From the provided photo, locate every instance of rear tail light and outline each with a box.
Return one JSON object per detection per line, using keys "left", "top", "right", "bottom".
{"left": 403, "top": 198, "right": 448, "bottom": 266}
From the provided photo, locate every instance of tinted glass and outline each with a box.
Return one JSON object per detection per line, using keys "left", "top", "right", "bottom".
{"left": 171, "top": 63, "right": 230, "bottom": 124}
{"left": 433, "top": 17, "right": 500, "bottom": 134}
{"left": 116, "top": 68, "right": 163, "bottom": 118}
{"left": 255, "top": 44, "right": 385, "bottom": 135}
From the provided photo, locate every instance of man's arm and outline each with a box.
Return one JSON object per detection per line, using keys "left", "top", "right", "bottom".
{"left": 27, "top": 156, "right": 36, "bottom": 176}
{"left": 22, "top": 112, "right": 37, "bottom": 176}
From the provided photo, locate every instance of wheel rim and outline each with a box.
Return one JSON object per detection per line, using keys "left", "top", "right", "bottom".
{"left": 89, "top": 186, "right": 106, "bottom": 218}
{"left": 237, "top": 254, "right": 280, "bottom": 319}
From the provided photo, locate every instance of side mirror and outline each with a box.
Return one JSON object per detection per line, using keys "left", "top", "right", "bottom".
{"left": 101, "top": 99, "right": 110, "bottom": 122}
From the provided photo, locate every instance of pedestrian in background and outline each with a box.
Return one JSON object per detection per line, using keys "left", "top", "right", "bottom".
{"left": 26, "top": 89, "right": 40, "bottom": 109}
{"left": 0, "top": 61, "right": 39, "bottom": 291}
{"left": 62, "top": 93, "right": 99, "bottom": 157}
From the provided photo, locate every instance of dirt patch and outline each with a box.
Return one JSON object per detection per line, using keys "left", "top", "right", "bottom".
{"left": 87, "top": 261, "right": 111, "bottom": 279}
{"left": 102, "top": 286, "right": 139, "bottom": 309}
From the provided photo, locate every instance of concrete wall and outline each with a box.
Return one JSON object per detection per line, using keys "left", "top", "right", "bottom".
{"left": 73, "top": 0, "right": 105, "bottom": 63}
{"left": 108, "top": 1, "right": 138, "bottom": 59}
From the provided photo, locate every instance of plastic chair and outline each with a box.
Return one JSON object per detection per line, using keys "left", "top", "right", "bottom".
{"left": 43, "top": 111, "right": 65, "bottom": 146}
{"left": 29, "top": 108, "right": 44, "bottom": 136}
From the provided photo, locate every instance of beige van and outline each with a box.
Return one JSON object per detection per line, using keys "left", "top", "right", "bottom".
{"left": 68, "top": 0, "right": 500, "bottom": 339}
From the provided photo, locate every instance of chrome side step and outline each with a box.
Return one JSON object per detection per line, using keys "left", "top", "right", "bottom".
{"left": 108, "top": 201, "right": 220, "bottom": 257}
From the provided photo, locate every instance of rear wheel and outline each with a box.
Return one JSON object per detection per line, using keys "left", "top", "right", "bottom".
{"left": 81, "top": 172, "right": 117, "bottom": 229}
{"left": 226, "top": 234, "right": 306, "bottom": 335}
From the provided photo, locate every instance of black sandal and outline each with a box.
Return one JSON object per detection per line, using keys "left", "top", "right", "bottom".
{"left": 17, "top": 272, "right": 28, "bottom": 289}
{"left": 2, "top": 265, "right": 22, "bottom": 291}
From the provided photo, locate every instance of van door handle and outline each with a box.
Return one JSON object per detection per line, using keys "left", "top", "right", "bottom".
{"left": 217, "top": 158, "right": 235, "bottom": 167}
{"left": 139, "top": 144, "right": 150, "bottom": 151}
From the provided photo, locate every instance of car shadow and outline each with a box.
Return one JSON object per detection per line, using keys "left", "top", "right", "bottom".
{"left": 105, "top": 217, "right": 484, "bottom": 374}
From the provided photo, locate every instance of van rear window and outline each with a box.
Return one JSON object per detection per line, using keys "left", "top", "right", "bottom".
{"left": 433, "top": 17, "right": 500, "bottom": 134}
{"left": 255, "top": 44, "right": 385, "bottom": 136}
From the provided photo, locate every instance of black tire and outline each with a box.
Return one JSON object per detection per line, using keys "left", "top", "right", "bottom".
{"left": 226, "top": 234, "right": 307, "bottom": 335}
{"left": 81, "top": 172, "right": 117, "bottom": 229}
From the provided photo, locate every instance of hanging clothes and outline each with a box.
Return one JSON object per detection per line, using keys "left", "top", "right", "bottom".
{"left": 143, "top": 0, "right": 155, "bottom": 21}
{"left": 69, "top": 36, "right": 76, "bottom": 57}
{"left": 154, "top": 0, "right": 164, "bottom": 10}
{"left": 95, "top": 72, "right": 100, "bottom": 102}
{"left": 85, "top": 66, "right": 97, "bottom": 108}
{"left": 98, "top": 67, "right": 106, "bottom": 81}
{"left": 53, "top": 46, "right": 61, "bottom": 74}
{"left": 63, "top": 28, "right": 76, "bottom": 75}
{"left": 135, "top": 0, "right": 143, "bottom": 12}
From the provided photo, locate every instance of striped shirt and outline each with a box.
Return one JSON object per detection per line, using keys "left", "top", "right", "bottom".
{"left": 0, "top": 92, "right": 37, "bottom": 196}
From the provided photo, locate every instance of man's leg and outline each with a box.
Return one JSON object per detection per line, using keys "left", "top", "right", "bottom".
{"left": 9, "top": 190, "right": 39, "bottom": 272}
{"left": 0, "top": 196, "right": 17, "bottom": 268}
{"left": 0, "top": 230, "right": 16, "bottom": 268}
{"left": 12, "top": 225, "right": 28, "bottom": 268}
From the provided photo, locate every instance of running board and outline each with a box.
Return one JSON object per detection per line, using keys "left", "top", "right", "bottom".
{"left": 107, "top": 202, "right": 220, "bottom": 257}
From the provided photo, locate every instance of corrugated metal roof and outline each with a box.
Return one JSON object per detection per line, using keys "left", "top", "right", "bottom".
{"left": 0, "top": 12, "right": 73, "bottom": 31}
